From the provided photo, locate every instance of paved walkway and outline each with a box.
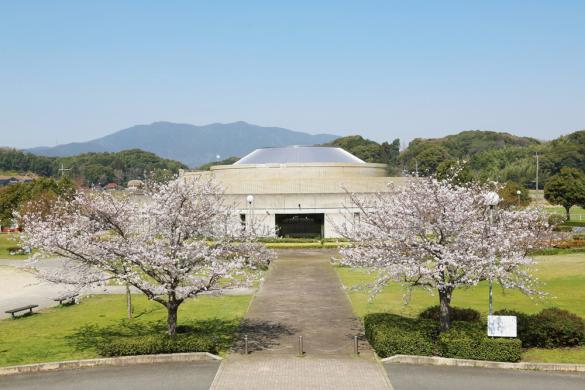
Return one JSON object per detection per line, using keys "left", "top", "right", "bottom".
{"left": 211, "top": 249, "right": 392, "bottom": 389}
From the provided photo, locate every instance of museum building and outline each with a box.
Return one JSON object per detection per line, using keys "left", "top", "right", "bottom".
{"left": 181, "top": 146, "right": 398, "bottom": 238}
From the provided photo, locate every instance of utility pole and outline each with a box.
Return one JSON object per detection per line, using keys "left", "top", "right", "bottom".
{"left": 58, "top": 163, "right": 71, "bottom": 177}
{"left": 415, "top": 159, "right": 419, "bottom": 177}
{"left": 535, "top": 152, "right": 539, "bottom": 191}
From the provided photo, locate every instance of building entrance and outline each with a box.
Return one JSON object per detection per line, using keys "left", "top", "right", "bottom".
{"left": 275, "top": 213, "right": 324, "bottom": 239}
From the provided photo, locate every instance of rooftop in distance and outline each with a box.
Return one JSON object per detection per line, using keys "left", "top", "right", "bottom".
{"left": 234, "top": 146, "right": 365, "bottom": 165}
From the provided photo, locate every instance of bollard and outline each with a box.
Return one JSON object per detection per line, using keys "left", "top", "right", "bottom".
{"left": 298, "top": 335, "right": 304, "bottom": 356}
{"left": 244, "top": 335, "right": 248, "bottom": 355}
{"left": 354, "top": 335, "right": 359, "bottom": 356}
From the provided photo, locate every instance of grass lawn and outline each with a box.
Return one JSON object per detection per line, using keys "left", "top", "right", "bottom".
{"left": 544, "top": 205, "right": 585, "bottom": 219}
{"left": 336, "top": 253, "right": 585, "bottom": 363}
{"left": 0, "top": 294, "right": 252, "bottom": 367}
{"left": 0, "top": 233, "right": 31, "bottom": 260}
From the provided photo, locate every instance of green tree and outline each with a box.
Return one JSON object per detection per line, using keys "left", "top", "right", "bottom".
{"left": 499, "top": 181, "right": 531, "bottom": 209}
{"left": 544, "top": 168, "right": 585, "bottom": 221}
{"left": 413, "top": 146, "right": 451, "bottom": 175}
{"left": 0, "top": 177, "right": 76, "bottom": 227}
{"left": 436, "top": 160, "right": 475, "bottom": 185}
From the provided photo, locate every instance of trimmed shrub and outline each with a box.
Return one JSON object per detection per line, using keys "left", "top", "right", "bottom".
{"left": 548, "top": 214, "right": 566, "bottom": 227}
{"left": 526, "top": 308, "right": 585, "bottom": 348}
{"left": 365, "top": 311, "right": 522, "bottom": 362}
{"left": 418, "top": 305, "right": 481, "bottom": 323}
{"left": 364, "top": 313, "right": 437, "bottom": 358}
{"left": 494, "top": 308, "right": 585, "bottom": 348}
{"left": 438, "top": 322, "right": 522, "bottom": 362}
{"left": 97, "top": 333, "right": 217, "bottom": 357}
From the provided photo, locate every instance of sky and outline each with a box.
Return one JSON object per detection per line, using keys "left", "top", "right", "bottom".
{"left": 0, "top": 0, "right": 584, "bottom": 149}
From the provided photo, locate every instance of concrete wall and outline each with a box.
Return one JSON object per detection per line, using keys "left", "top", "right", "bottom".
{"left": 181, "top": 162, "right": 397, "bottom": 238}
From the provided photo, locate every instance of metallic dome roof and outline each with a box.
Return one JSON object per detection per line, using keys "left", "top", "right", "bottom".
{"left": 234, "top": 146, "right": 365, "bottom": 165}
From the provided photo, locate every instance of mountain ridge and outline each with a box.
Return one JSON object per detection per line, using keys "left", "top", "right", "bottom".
{"left": 27, "top": 121, "right": 340, "bottom": 167}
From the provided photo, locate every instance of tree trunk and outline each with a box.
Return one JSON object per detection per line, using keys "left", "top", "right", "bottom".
{"left": 566, "top": 206, "right": 571, "bottom": 221}
{"left": 167, "top": 302, "right": 179, "bottom": 336}
{"left": 438, "top": 288, "right": 453, "bottom": 332}
{"left": 126, "top": 283, "right": 133, "bottom": 319}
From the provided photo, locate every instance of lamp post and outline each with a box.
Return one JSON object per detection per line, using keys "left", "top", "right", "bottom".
{"left": 246, "top": 195, "right": 254, "bottom": 231}
{"left": 484, "top": 191, "right": 500, "bottom": 316}
{"left": 516, "top": 190, "right": 522, "bottom": 207}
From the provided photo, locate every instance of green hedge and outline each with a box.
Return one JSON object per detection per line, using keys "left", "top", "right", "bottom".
{"left": 364, "top": 312, "right": 522, "bottom": 362}
{"left": 494, "top": 308, "right": 585, "bottom": 348}
{"left": 419, "top": 306, "right": 481, "bottom": 323}
{"left": 527, "top": 308, "right": 585, "bottom": 348}
{"left": 438, "top": 322, "right": 522, "bottom": 362}
{"left": 365, "top": 313, "right": 437, "bottom": 357}
{"left": 528, "top": 247, "right": 585, "bottom": 256}
{"left": 562, "top": 221, "right": 585, "bottom": 227}
{"left": 97, "top": 334, "right": 217, "bottom": 357}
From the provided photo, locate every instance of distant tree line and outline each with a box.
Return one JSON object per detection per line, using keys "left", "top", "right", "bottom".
{"left": 196, "top": 156, "right": 240, "bottom": 170}
{"left": 0, "top": 148, "right": 187, "bottom": 186}
{"left": 322, "top": 135, "right": 401, "bottom": 174}
{"left": 399, "top": 129, "right": 585, "bottom": 191}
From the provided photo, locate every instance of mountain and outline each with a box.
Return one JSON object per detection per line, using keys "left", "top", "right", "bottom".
{"left": 27, "top": 121, "right": 339, "bottom": 167}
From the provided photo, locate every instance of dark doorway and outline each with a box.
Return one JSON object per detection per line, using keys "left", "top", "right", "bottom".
{"left": 275, "top": 213, "right": 324, "bottom": 239}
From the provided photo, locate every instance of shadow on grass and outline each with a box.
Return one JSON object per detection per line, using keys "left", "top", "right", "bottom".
{"left": 7, "top": 312, "right": 38, "bottom": 320}
{"left": 66, "top": 318, "right": 241, "bottom": 354}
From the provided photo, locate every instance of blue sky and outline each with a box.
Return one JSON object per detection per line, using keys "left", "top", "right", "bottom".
{"left": 1, "top": 0, "right": 584, "bottom": 148}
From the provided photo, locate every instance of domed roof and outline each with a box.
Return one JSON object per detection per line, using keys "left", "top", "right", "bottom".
{"left": 234, "top": 146, "right": 365, "bottom": 165}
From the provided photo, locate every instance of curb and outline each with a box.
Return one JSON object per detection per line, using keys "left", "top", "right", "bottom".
{"left": 381, "top": 355, "right": 585, "bottom": 373}
{"left": 0, "top": 352, "right": 222, "bottom": 377}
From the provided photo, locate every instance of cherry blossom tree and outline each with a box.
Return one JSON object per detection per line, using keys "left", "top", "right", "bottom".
{"left": 336, "top": 175, "right": 549, "bottom": 332}
{"left": 20, "top": 177, "right": 273, "bottom": 336}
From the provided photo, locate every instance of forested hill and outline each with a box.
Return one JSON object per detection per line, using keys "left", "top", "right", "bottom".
{"left": 0, "top": 148, "right": 187, "bottom": 186}
{"left": 400, "top": 129, "right": 585, "bottom": 189}
{"left": 400, "top": 130, "right": 540, "bottom": 170}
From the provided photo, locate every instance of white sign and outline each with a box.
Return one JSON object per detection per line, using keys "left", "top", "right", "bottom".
{"left": 487, "top": 315, "right": 517, "bottom": 337}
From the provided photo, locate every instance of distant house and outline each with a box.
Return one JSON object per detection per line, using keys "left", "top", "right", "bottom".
{"left": 0, "top": 176, "right": 34, "bottom": 187}
{"left": 127, "top": 179, "right": 144, "bottom": 191}
{"left": 104, "top": 182, "right": 119, "bottom": 191}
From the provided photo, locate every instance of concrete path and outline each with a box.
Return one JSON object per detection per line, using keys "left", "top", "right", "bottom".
{"left": 211, "top": 355, "right": 392, "bottom": 390}
{"left": 233, "top": 249, "right": 367, "bottom": 356}
{"left": 0, "top": 361, "right": 220, "bottom": 390}
{"left": 385, "top": 363, "right": 585, "bottom": 390}
{"left": 211, "top": 249, "right": 392, "bottom": 389}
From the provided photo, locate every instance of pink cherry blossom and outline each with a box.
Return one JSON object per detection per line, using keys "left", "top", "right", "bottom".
{"left": 19, "top": 177, "right": 274, "bottom": 335}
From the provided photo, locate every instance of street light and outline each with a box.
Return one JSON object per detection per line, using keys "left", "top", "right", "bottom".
{"left": 246, "top": 195, "right": 254, "bottom": 231}
{"left": 516, "top": 190, "right": 522, "bottom": 206}
{"left": 484, "top": 191, "right": 500, "bottom": 316}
